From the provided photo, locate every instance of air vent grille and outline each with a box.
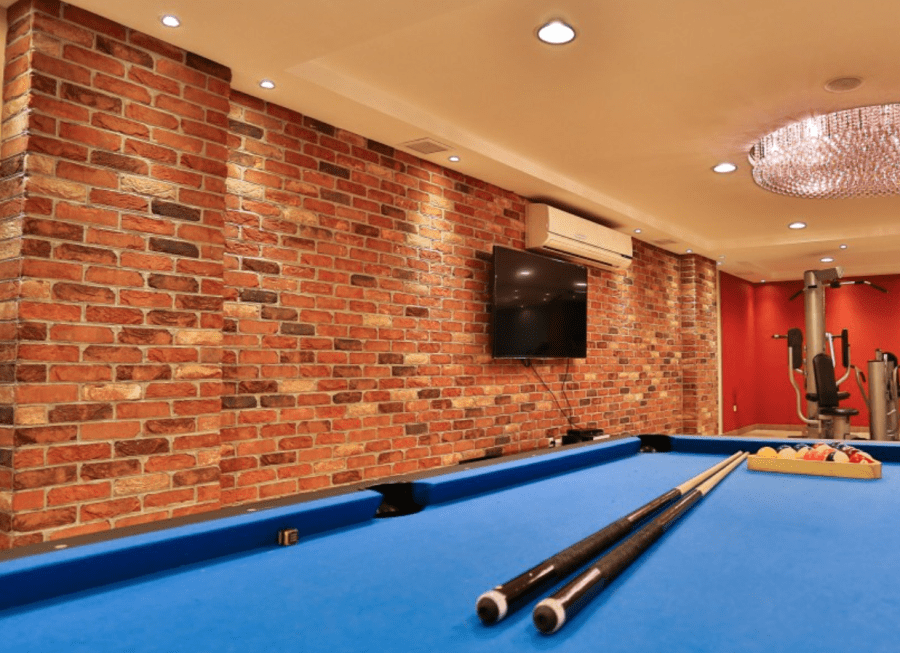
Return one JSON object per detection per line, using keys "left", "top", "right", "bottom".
{"left": 401, "top": 138, "right": 450, "bottom": 155}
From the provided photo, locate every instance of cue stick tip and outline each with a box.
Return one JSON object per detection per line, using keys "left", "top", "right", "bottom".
{"left": 476, "top": 590, "right": 507, "bottom": 625}
{"left": 533, "top": 598, "right": 566, "bottom": 634}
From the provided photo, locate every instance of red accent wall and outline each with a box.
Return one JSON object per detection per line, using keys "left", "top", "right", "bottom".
{"left": 721, "top": 271, "right": 900, "bottom": 431}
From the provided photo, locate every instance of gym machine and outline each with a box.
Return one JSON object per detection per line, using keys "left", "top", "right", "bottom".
{"left": 853, "top": 350, "right": 899, "bottom": 441}
{"left": 773, "top": 267, "right": 897, "bottom": 440}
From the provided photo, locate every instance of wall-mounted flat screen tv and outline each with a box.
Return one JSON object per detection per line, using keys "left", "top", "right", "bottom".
{"left": 491, "top": 245, "right": 588, "bottom": 359}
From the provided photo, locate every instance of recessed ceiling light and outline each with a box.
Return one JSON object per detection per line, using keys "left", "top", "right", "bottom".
{"left": 760, "top": 279, "right": 766, "bottom": 283}
{"left": 821, "top": 256, "right": 835, "bottom": 263}
{"left": 686, "top": 249, "right": 693, "bottom": 253}
{"left": 839, "top": 244, "right": 848, "bottom": 249}
{"left": 712, "top": 162, "right": 737, "bottom": 174}
{"left": 161, "top": 14, "right": 180, "bottom": 28}
{"left": 634, "top": 228, "right": 642, "bottom": 234}
{"left": 537, "top": 20, "right": 576, "bottom": 45}
{"left": 824, "top": 76, "right": 863, "bottom": 93}
{"left": 259, "top": 79, "right": 276, "bottom": 90}
{"left": 448, "top": 155, "right": 460, "bottom": 162}
{"left": 788, "top": 221, "right": 807, "bottom": 229}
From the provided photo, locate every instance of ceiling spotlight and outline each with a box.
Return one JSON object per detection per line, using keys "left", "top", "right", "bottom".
{"left": 537, "top": 20, "right": 576, "bottom": 45}
{"left": 686, "top": 249, "right": 693, "bottom": 254}
{"left": 448, "top": 155, "right": 460, "bottom": 162}
{"left": 634, "top": 228, "right": 642, "bottom": 234}
{"left": 788, "top": 221, "right": 807, "bottom": 230}
{"left": 259, "top": 79, "right": 276, "bottom": 90}
{"left": 161, "top": 15, "right": 181, "bottom": 28}
{"left": 712, "top": 162, "right": 737, "bottom": 174}
{"left": 839, "top": 244, "right": 848, "bottom": 249}
{"left": 824, "top": 76, "right": 863, "bottom": 93}
{"left": 821, "top": 257, "right": 835, "bottom": 263}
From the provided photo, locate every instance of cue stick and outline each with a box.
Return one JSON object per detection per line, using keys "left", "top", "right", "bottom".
{"left": 475, "top": 450, "right": 745, "bottom": 625}
{"left": 532, "top": 451, "right": 748, "bottom": 634}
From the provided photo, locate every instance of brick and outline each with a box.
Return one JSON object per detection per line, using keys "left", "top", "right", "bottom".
{"left": 145, "top": 418, "right": 196, "bottom": 435}
{"left": 47, "top": 482, "right": 111, "bottom": 506}
{"left": 149, "top": 237, "right": 199, "bottom": 258}
{"left": 14, "top": 466, "right": 76, "bottom": 490}
{"left": 82, "top": 383, "right": 142, "bottom": 402}
{"left": 118, "top": 328, "right": 173, "bottom": 345}
{"left": 85, "top": 306, "right": 144, "bottom": 325}
{"left": 90, "top": 151, "right": 148, "bottom": 175}
{"left": 94, "top": 73, "right": 152, "bottom": 104}
{"left": 49, "top": 365, "right": 113, "bottom": 382}
{"left": 14, "top": 424, "right": 77, "bottom": 445}
{"left": 90, "top": 188, "right": 149, "bottom": 212}
{"left": 151, "top": 200, "right": 201, "bottom": 222}
{"left": 46, "top": 443, "right": 110, "bottom": 464}
{"left": 92, "top": 113, "right": 150, "bottom": 139}
{"left": 81, "top": 460, "right": 142, "bottom": 480}
{"left": 144, "top": 453, "right": 195, "bottom": 472}
{"left": 49, "top": 324, "right": 115, "bottom": 343}
{"left": 80, "top": 497, "right": 142, "bottom": 520}
{"left": 114, "top": 438, "right": 170, "bottom": 457}
{"left": 56, "top": 202, "right": 119, "bottom": 226}
{"left": 124, "top": 139, "right": 177, "bottom": 163}
{"left": 12, "top": 507, "right": 77, "bottom": 532}
{"left": 142, "top": 489, "right": 193, "bottom": 509}
{"left": 113, "top": 473, "right": 169, "bottom": 496}
{"left": 60, "top": 82, "right": 122, "bottom": 113}
{"left": 58, "top": 125, "right": 122, "bottom": 153}
{"left": 23, "top": 216, "right": 83, "bottom": 241}
{"left": 83, "top": 345, "right": 143, "bottom": 363}
{"left": 53, "top": 282, "right": 115, "bottom": 302}
{"left": 48, "top": 403, "right": 113, "bottom": 423}
{"left": 96, "top": 35, "right": 154, "bottom": 68}
{"left": 148, "top": 273, "right": 199, "bottom": 293}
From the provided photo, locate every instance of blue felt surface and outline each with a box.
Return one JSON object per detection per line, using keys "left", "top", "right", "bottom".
{"left": 3, "top": 440, "right": 900, "bottom": 653}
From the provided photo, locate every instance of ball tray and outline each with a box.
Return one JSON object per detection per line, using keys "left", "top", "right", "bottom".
{"left": 747, "top": 455, "right": 882, "bottom": 480}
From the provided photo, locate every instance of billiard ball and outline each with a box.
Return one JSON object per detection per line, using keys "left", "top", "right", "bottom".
{"left": 777, "top": 445, "right": 796, "bottom": 459}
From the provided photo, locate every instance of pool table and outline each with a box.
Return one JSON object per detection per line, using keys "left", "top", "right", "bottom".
{"left": 2, "top": 434, "right": 899, "bottom": 653}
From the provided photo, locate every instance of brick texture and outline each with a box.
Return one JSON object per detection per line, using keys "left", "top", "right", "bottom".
{"left": 0, "top": 0, "right": 719, "bottom": 548}
{"left": 679, "top": 254, "right": 719, "bottom": 434}
{"left": 2, "top": 0, "right": 226, "bottom": 547}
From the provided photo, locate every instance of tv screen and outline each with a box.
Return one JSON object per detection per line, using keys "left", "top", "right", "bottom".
{"left": 491, "top": 246, "right": 588, "bottom": 359}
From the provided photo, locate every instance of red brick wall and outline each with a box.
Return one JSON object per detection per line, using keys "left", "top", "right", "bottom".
{"left": 1, "top": 0, "right": 230, "bottom": 547}
{"left": 0, "top": 0, "right": 719, "bottom": 548}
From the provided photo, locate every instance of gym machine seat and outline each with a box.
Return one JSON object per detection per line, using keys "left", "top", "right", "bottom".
{"left": 810, "top": 354, "right": 858, "bottom": 438}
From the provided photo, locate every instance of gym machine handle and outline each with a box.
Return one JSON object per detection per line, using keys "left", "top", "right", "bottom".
{"left": 772, "top": 329, "right": 818, "bottom": 426}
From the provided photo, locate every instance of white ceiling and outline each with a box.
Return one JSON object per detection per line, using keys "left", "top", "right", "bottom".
{"left": 30, "top": 0, "right": 900, "bottom": 281}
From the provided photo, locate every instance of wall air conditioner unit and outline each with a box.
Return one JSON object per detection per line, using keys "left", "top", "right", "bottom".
{"left": 525, "top": 204, "right": 633, "bottom": 269}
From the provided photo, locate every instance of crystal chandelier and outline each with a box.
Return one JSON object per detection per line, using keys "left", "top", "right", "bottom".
{"left": 748, "top": 103, "right": 900, "bottom": 199}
